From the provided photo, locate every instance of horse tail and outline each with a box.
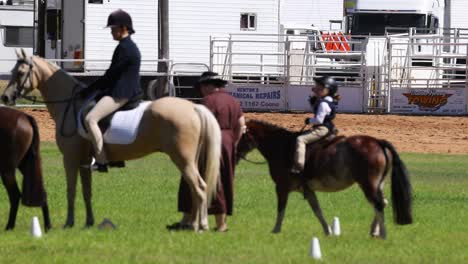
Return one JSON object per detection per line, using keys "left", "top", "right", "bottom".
{"left": 19, "top": 114, "right": 47, "bottom": 207}
{"left": 379, "top": 140, "right": 413, "bottom": 225}
{"left": 194, "top": 104, "right": 221, "bottom": 204}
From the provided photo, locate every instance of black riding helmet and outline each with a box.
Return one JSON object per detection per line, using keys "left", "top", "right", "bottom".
{"left": 194, "top": 71, "right": 228, "bottom": 91}
{"left": 106, "top": 9, "right": 135, "bottom": 34}
{"left": 314, "top": 76, "right": 338, "bottom": 96}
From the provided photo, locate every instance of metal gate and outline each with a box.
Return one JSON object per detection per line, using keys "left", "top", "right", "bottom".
{"left": 386, "top": 32, "right": 468, "bottom": 114}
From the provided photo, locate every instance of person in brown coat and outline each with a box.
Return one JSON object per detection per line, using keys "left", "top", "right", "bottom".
{"left": 167, "top": 71, "right": 245, "bottom": 232}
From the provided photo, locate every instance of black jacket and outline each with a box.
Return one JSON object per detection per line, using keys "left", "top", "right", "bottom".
{"left": 89, "top": 36, "right": 142, "bottom": 99}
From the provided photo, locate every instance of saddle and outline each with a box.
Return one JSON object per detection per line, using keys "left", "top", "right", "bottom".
{"left": 299, "top": 128, "right": 342, "bottom": 197}
{"left": 77, "top": 93, "right": 151, "bottom": 145}
{"left": 299, "top": 127, "right": 339, "bottom": 144}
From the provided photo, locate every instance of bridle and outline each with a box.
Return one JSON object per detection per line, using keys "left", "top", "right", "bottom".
{"left": 14, "top": 58, "right": 83, "bottom": 138}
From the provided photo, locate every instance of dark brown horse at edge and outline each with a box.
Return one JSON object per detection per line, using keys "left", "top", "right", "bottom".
{"left": 237, "top": 120, "right": 412, "bottom": 239}
{"left": 0, "top": 107, "right": 51, "bottom": 231}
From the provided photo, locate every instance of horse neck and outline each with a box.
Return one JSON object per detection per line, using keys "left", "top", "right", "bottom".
{"left": 34, "top": 58, "right": 81, "bottom": 122}
{"left": 255, "top": 129, "right": 293, "bottom": 162}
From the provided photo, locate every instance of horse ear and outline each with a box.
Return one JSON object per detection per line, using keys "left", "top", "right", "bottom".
{"left": 21, "top": 48, "right": 28, "bottom": 59}
{"left": 15, "top": 48, "right": 23, "bottom": 59}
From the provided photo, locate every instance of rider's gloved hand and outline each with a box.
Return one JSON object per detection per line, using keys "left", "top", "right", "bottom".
{"left": 79, "top": 81, "right": 98, "bottom": 99}
{"left": 308, "top": 96, "right": 318, "bottom": 107}
{"left": 79, "top": 87, "right": 93, "bottom": 99}
{"left": 304, "top": 118, "right": 310, "bottom": 125}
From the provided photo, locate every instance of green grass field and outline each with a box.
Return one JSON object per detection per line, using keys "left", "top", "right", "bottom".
{"left": 0, "top": 143, "right": 467, "bottom": 263}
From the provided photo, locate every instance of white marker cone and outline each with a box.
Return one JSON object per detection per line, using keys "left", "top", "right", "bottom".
{"left": 31, "top": 216, "right": 42, "bottom": 238}
{"left": 332, "top": 217, "right": 341, "bottom": 236}
{"left": 309, "top": 237, "right": 322, "bottom": 260}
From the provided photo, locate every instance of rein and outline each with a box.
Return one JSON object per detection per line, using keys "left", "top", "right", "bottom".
{"left": 240, "top": 124, "right": 309, "bottom": 166}
{"left": 240, "top": 156, "right": 267, "bottom": 165}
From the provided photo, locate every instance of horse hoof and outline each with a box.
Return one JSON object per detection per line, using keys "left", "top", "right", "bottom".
{"left": 44, "top": 225, "right": 52, "bottom": 232}
{"left": 85, "top": 220, "right": 95, "bottom": 228}
{"left": 271, "top": 229, "right": 281, "bottom": 234}
{"left": 63, "top": 223, "right": 74, "bottom": 229}
{"left": 370, "top": 233, "right": 386, "bottom": 239}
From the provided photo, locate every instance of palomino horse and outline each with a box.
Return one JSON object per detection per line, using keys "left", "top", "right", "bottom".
{"left": 0, "top": 107, "right": 51, "bottom": 231}
{"left": 237, "top": 120, "right": 412, "bottom": 239}
{"left": 1, "top": 49, "right": 221, "bottom": 231}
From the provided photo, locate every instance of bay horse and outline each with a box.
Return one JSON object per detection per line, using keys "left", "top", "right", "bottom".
{"left": 237, "top": 120, "right": 413, "bottom": 239}
{"left": 1, "top": 49, "right": 221, "bottom": 231}
{"left": 0, "top": 107, "right": 51, "bottom": 231}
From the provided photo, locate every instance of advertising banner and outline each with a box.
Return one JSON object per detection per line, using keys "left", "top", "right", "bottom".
{"left": 391, "top": 88, "right": 466, "bottom": 115}
{"left": 225, "top": 84, "right": 286, "bottom": 111}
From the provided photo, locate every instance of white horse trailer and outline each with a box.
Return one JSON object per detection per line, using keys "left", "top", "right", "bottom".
{"left": 280, "top": 0, "right": 345, "bottom": 30}
{"left": 40, "top": 0, "right": 282, "bottom": 73}
{"left": 0, "top": 4, "right": 33, "bottom": 75}
{"left": 446, "top": 0, "right": 468, "bottom": 30}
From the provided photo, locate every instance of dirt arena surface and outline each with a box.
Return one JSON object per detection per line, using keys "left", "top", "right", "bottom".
{"left": 21, "top": 108, "right": 468, "bottom": 154}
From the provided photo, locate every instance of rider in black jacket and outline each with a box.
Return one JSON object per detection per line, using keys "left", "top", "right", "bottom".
{"left": 84, "top": 9, "right": 142, "bottom": 172}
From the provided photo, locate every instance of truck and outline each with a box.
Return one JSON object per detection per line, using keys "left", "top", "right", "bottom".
{"left": 344, "top": 0, "right": 445, "bottom": 35}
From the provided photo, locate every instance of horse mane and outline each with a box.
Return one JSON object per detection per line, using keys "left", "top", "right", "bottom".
{"left": 34, "top": 56, "right": 83, "bottom": 88}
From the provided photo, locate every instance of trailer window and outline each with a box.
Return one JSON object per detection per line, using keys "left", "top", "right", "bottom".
{"left": 351, "top": 13, "right": 426, "bottom": 35}
{"left": 3, "top": 26, "right": 33, "bottom": 47}
{"left": 241, "top": 13, "right": 256, "bottom": 31}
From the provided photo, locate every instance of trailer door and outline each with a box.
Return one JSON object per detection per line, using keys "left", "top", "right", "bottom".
{"left": 62, "top": 0, "right": 84, "bottom": 71}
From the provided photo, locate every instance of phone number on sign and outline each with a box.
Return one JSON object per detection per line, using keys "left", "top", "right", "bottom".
{"left": 240, "top": 100, "right": 282, "bottom": 109}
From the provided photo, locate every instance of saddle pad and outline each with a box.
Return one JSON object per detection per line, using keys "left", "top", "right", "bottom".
{"left": 103, "top": 101, "right": 152, "bottom": 145}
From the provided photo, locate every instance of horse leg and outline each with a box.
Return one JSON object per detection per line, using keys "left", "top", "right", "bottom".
{"left": 1, "top": 171, "right": 21, "bottom": 230}
{"left": 79, "top": 165, "right": 95, "bottom": 228}
{"left": 41, "top": 202, "right": 52, "bottom": 231}
{"left": 360, "top": 181, "right": 387, "bottom": 239}
{"left": 63, "top": 155, "right": 79, "bottom": 228}
{"left": 181, "top": 164, "right": 206, "bottom": 232}
{"left": 304, "top": 190, "right": 332, "bottom": 236}
{"left": 272, "top": 185, "right": 289, "bottom": 233}
{"left": 198, "top": 179, "right": 208, "bottom": 231}
{"left": 372, "top": 188, "right": 387, "bottom": 239}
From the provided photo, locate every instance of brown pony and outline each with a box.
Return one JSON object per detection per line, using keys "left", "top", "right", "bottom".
{"left": 237, "top": 120, "right": 412, "bottom": 239}
{"left": 0, "top": 107, "right": 51, "bottom": 231}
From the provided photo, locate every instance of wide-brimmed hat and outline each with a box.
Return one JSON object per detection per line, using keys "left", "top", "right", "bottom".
{"left": 194, "top": 71, "right": 228, "bottom": 90}
{"left": 106, "top": 9, "right": 135, "bottom": 34}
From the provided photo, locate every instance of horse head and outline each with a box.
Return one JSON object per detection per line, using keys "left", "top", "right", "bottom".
{"left": 1, "top": 49, "right": 39, "bottom": 106}
{"left": 236, "top": 120, "right": 272, "bottom": 163}
{"left": 236, "top": 127, "right": 256, "bottom": 164}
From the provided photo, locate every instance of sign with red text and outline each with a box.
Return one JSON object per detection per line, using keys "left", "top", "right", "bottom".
{"left": 391, "top": 88, "right": 465, "bottom": 115}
